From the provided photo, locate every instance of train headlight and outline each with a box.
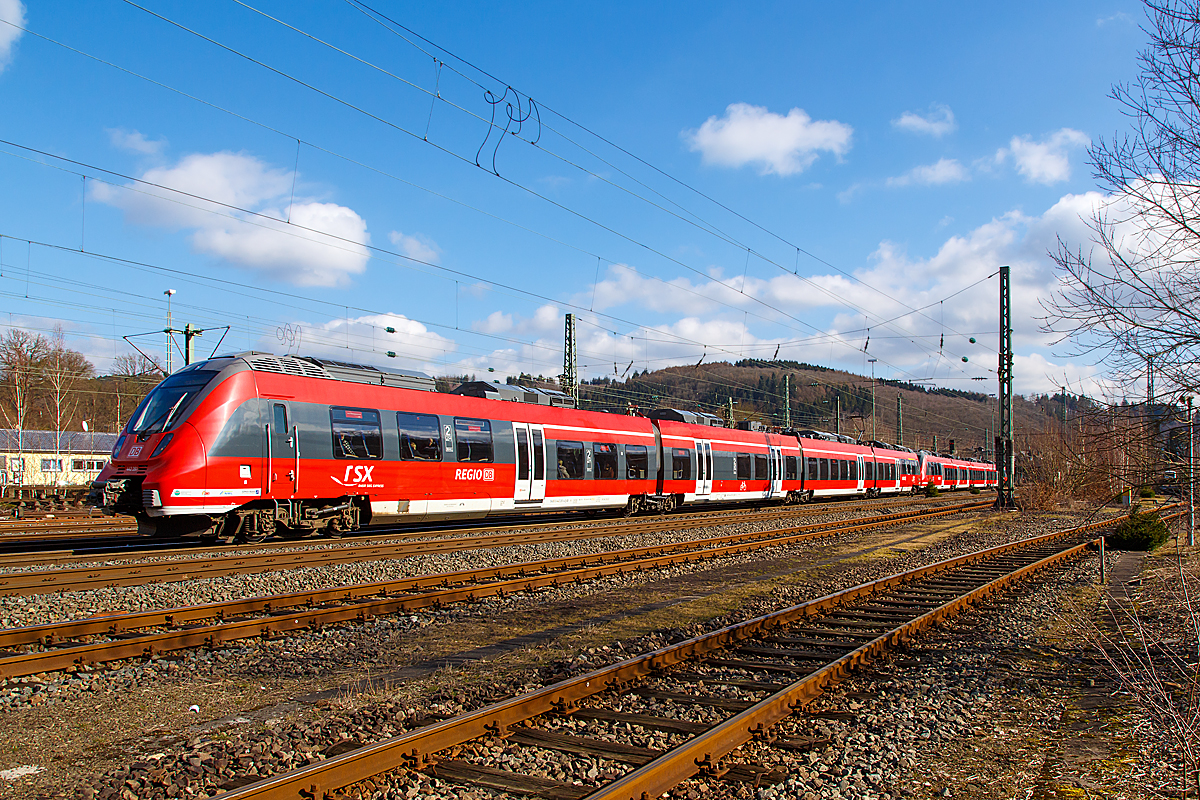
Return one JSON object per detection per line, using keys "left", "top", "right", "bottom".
{"left": 150, "top": 433, "right": 174, "bottom": 458}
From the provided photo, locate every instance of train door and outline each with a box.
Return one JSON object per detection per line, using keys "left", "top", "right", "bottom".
{"left": 267, "top": 401, "right": 297, "bottom": 497}
{"left": 529, "top": 426, "right": 547, "bottom": 502}
{"left": 513, "top": 423, "right": 532, "bottom": 502}
{"left": 768, "top": 446, "right": 784, "bottom": 498}
{"left": 695, "top": 440, "right": 713, "bottom": 497}
{"left": 856, "top": 455, "right": 865, "bottom": 493}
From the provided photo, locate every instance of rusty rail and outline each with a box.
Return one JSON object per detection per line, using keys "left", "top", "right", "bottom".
{"left": 210, "top": 510, "right": 1146, "bottom": 800}
{"left": 0, "top": 501, "right": 989, "bottom": 678}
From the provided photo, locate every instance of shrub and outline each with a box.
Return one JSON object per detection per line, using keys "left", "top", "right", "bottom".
{"left": 970, "top": 486, "right": 981, "bottom": 495}
{"left": 1106, "top": 505, "right": 1170, "bottom": 551}
{"left": 1139, "top": 486, "right": 1155, "bottom": 498}
{"left": 924, "top": 484, "right": 940, "bottom": 498}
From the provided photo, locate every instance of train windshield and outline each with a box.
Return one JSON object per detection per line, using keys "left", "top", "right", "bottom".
{"left": 128, "top": 369, "right": 220, "bottom": 435}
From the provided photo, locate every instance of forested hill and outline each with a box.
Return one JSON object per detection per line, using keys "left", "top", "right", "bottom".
{"left": 505, "top": 359, "right": 1049, "bottom": 457}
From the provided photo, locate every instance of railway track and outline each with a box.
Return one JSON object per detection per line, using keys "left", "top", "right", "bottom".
{"left": 0, "top": 495, "right": 968, "bottom": 592}
{"left": 0, "top": 500, "right": 991, "bottom": 679}
{"left": 210, "top": 511, "right": 1149, "bottom": 800}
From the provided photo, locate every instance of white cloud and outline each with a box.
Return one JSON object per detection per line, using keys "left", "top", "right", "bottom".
{"left": 684, "top": 103, "right": 853, "bottom": 176}
{"left": 264, "top": 312, "right": 457, "bottom": 374}
{"left": 995, "top": 128, "right": 1090, "bottom": 185}
{"left": 107, "top": 128, "right": 167, "bottom": 157}
{"left": 1096, "top": 12, "right": 1133, "bottom": 27}
{"left": 886, "top": 158, "right": 969, "bottom": 187}
{"left": 388, "top": 231, "right": 440, "bottom": 264}
{"left": 0, "top": 0, "right": 24, "bottom": 74}
{"left": 92, "top": 150, "right": 371, "bottom": 287}
{"left": 892, "top": 104, "right": 957, "bottom": 137}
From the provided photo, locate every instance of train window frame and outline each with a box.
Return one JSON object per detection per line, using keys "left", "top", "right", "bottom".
{"left": 396, "top": 412, "right": 442, "bottom": 462}
{"left": 753, "top": 453, "right": 768, "bottom": 481}
{"left": 820, "top": 458, "right": 830, "bottom": 481}
{"left": 785, "top": 456, "right": 798, "bottom": 481}
{"left": 454, "top": 418, "right": 494, "bottom": 463}
{"left": 736, "top": 453, "right": 752, "bottom": 480}
{"left": 331, "top": 406, "right": 384, "bottom": 460}
{"left": 272, "top": 404, "right": 288, "bottom": 437}
{"left": 672, "top": 448, "right": 691, "bottom": 481}
{"left": 807, "top": 457, "right": 818, "bottom": 480}
{"left": 556, "top": 440, "right": 585, "bottom": 479}
{"left": 593, "top": 443, "right": 618, "bottom": 479}
{"left": 626, "top": 444, "right": 649, "bottom": 480}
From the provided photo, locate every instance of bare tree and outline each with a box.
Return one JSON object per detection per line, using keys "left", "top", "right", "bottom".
{"left": 108, "top": 352, "right": 161, "bottom": 432}
{"left": 0, "top": 329, "right": 49, "bottom": 489}
{"left": 41, "top": 326, "right": 94, "bottom": 486}
{"left": 1044, "top": 0, "right": 1200, "bottom": 397}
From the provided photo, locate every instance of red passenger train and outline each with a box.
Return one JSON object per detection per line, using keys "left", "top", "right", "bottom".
{"left": 88, "top": 353, "right": 996, "bottom": 543}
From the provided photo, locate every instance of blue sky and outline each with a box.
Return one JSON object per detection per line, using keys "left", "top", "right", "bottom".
{"left": 0, "top": 1, "right": 1149, "bottom": 399}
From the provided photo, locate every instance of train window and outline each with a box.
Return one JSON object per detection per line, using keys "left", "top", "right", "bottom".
{"left": 454, "top": 418, "right": 493, "bottom": 463}
{"left": 785, "top": 456, "right": 797, "bottom": 481}
{"left": 516, "top": 429, "right": 529, "bottom": 479}
{"left": 753, "top": 454, "right": 768, "bottom": 480}
{"left": 866, "top": 461, "right": 875, "bottom": 481}
{"left": 594, "top": 443, "right": 618, "bottom": 479}
{"left": 626, "top": 445, "right": 649, "bottom": 479}
{"left": 532, "top": 430, "right": 545, "bottom": 479}
{"left": 672, "top": 449, "right": 691, "bottom": 481}
{"left": 397, "top": 412, "right": 441, "bottom": 461}
{"left": 820, "top": 458, "right": 830, "bottom": 481}
{"left": 273, "top": 404, "right": 288, "bottom": 436}
{"left": 850, "top": 461, "right": 858, "bottom": 480}
{"left": 807, "top": 457, "right": 818, "bottom": 480}
{"left": 841, "top": 460, "right": 850, "bottom": 481}
{"left": 557, "top": 441, "right": 584, "bottom": 479}
{"left": 331, "top": 407, "right": 383, "bottom": 460}
{"left": 736, "top": 453, "right": 752, "bottom": 480}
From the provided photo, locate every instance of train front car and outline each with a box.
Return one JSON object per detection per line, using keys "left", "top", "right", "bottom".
{"left": 88, "top": 356, "right": 252, "bottom": 538}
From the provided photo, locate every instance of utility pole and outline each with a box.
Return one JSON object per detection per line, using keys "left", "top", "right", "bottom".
{"left": 1188, "top": 396, "right": 1195, "bottom": 547}
{"left": 783, "top": 374, "right": 791, "bottom": 429}
{"left": 561, "top": 313, "right": 578, "bottom": 406}
{"left": 183, "top": 324, "right": 203, "bottom": 366}
{"left": 726, "top": 397, "right": 737, "bottom": 428}
{"left": 896, "top": 394, "right": 903, "bottom": 447}
{"left": 996, "top": 265, "right": 1017, "bottom": 509}
{"left": 164, "top": 289, "right": 176, "bottom": 374}
{"left": 835, "top": 395, "right": 841, "bottom": 436}
{"left": 868, "top": 358, "right": 877, "bottom": 442}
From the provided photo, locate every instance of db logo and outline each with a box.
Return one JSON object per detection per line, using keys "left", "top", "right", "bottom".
{"left": 128, "top": 445, "right": 143, "bottom": 458}
{"left": 455, "top": 468, "right": 494, "bottom": 481}
{"left": 739, "top": 481, "right": 747, "bottom": 491}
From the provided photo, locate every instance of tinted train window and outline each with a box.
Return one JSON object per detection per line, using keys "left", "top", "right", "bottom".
{"left": 820, "top": 458, "right": 829, "bottom": 481}
{"left": 807, "top": 457, "right": 818, "bottom": 479}
{"left": 753, "top": 454, "right": 768, "bottom": 480}
{"left": 273, "top": 404, "right": 288, "bottom": 435}
{"left": 594, "top": 443, "right": 618, "bottom": 479}
{"left": 557, "top": 441, "right": 584, "bottom": 479}
{"left": 331, "top": 407, "right": 383, "bottom": 460}
{"left": 785, "top": 456, "right": 797, "bottom": 481}
{"left": 672, "top": 449, "right": 691, "bottom": 480}
{"left": 736, "top": 453, "right": 752, "bottom": 480}
{"left": 626, "top": 445, "right": 649, "bottom": 479}
{"left": 397, "top": 412, "right": 441, "bottom": 461}
{"left": 841, "top": 460, "right": 850, "bottom": 481}
{"left": 516, "top": 429, "right": 529, "bottom": 479}
{"left": 455, "top": 418, "right": 493, "bottom": 463}
{"left": 532, "top": 430, "right": 545, "bottom": 478}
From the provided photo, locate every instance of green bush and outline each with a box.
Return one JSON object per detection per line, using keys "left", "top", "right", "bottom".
{"left": 925, "top": 484, "right": 940, "bottom": 498}
{"left": 1107, "top": 505, "right": 1169, "bottom": 551}
{"left": 970, "top": 486, "right": 981, "bottom": 495}
{"left": 1139, "top": 486, "right": 1155, "bottom": 498}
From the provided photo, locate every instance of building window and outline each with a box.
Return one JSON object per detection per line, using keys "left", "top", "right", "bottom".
{"left": 72, "top": 459, "right": 106, "bottom": 471}
{"left": 556, "top": 441, "right": 585, "bottom": 479}
{"left": 41, "top": 458, "right": 63, "bottom": 471}
{"left": 454, "top": 418, "right": 493, "bottom": 463}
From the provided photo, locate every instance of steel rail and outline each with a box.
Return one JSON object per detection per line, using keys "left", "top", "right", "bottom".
{"left": 0, "top": 497, "right": 973, "bottom": 596}
{"left": 210, "top": 511, "right": 1149, "bottom": 800}
{"left": 0, "top": 492, "right": 946, "bottom": 568}
{"left": 0, "top": 502, "right": 990, "bottom": 678}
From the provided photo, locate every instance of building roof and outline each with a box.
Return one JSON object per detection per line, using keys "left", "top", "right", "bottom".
{"left": 0, "top": 429, "right": 120, "bottom": 454}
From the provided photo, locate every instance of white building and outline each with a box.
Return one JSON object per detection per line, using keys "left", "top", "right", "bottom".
{"left": 1, "top": 429, "right": 120, "bottom": 488}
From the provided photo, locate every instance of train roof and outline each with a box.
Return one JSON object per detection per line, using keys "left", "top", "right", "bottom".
{"left": 452, "top": 381, "right": 577, "bottom": 408}
{"left": 218, "top": 352, "right": 436, "bottom": 392}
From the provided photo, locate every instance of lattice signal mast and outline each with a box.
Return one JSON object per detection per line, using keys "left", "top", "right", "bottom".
{"left": 996, "top": 265, "right": 1017, "bottom": 509}
{"left": 562, "top": 313, "right": 578, "bottom": 405}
